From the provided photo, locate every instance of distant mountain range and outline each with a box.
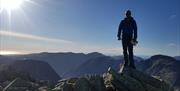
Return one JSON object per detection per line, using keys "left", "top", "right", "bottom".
{"left": 0, "top": 52, "right": 105, "bottom": 76}
{"left": 0, "top": 52, "right": 180, "bottom": 89}
{"left": 63, "top": 56, "right": 121, "bottom": 78}
{"left": 174, "top": 56, "right": 180, "bottom": 61}
{"left": 0, "top": 52, "right": 144, "bottom": 77}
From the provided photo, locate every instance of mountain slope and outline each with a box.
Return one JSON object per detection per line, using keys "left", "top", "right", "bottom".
{"left": 64, "top": 56, "right": 122, "bottom": 78}
{"left": 137, "top": 55, "right": 180, "bottom": 89}
{"left": 0, "top": 59, "right": 61, "bottom": 81}
{"left": 0, "top": 55, "right": 14, "bottom": 64}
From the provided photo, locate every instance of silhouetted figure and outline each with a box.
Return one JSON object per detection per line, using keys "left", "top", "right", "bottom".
{"left": 117, "top": 10, "right": 137, "bottom": 69}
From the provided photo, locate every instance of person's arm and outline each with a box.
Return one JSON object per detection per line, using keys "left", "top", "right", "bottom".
{"left": 117, "top": 20, "right": 123, "bottom": 40}
{"left": 133, "top": 20, "right": 137, "bottom": 41}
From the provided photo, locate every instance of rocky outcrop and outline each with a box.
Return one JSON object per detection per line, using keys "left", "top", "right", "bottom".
{"left": 2, "top": 78, "right": 39, "bottom": 91}
{"left": 2, "top": 78, "right": 57, "bottom": 91}
{"left": 0, "top": 67, "right": 174, "bottom": 91}
{"left": 53, "top": 67, "right": 174, "bottom": 91}
{"left": 106, "top": 67, "right": 174, "bottom": 91}
{"left": 53, "top": 75, "right": 106, "bottom": 91}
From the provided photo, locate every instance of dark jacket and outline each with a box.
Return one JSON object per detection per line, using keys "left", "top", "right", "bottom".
{"left": 117, "top": 17, "right": 137, "bottom": 40}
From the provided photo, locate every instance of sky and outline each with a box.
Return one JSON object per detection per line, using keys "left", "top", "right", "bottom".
{"left": 0, "top": 0, "right": 180, "bottom": 56}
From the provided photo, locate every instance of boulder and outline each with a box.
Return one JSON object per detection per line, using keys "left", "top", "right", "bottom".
{"left": 0, "top": 85, "right": 3, "bottom": 91}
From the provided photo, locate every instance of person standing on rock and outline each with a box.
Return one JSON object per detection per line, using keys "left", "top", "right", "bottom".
{"left": 117, "top": 10, "right": 138, "bottom": 69}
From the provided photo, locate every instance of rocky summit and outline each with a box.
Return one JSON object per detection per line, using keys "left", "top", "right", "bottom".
{"left": 53, "top": 67, "right": 174, "bottom": 91}
{"left": 0, "top": 66, "right": 175, "bottom": 91}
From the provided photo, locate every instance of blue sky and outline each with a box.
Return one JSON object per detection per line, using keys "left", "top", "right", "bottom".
{"left": 0, "top": 0, "right": 180, "bottom": 56}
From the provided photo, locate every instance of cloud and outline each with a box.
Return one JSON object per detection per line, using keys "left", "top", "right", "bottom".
{"left": 169, "top": 14, "right": 177, "bottom": 20}
{"left": 0, "top": 50, "right": 22, "bottom": 55}
{"left": 167, "top": 43, "right": 177, "bottom": 47}
{"left": 0, "top": 30, "right": 73, "bottom": 44}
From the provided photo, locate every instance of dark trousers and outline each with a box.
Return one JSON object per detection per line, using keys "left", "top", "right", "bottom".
{"left": 122, "top": 37, "right": 135, "bottom": 68}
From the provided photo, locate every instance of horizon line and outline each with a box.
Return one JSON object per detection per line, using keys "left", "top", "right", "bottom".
{"left": 0, "top": 51, "right": 179, "bottom": 57}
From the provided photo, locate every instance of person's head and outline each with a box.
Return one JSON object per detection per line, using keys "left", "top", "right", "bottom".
{"left": 125, "top": 10, "right": 131, "bottom": 18}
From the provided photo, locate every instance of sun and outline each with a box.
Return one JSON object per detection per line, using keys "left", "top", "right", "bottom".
{"left": 0, "top": 0, "right": 25, "bottom": 12}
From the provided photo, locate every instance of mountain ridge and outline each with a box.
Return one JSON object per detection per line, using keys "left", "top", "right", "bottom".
{"left": 0, "top": 59, "right": 61, "bottom": 81}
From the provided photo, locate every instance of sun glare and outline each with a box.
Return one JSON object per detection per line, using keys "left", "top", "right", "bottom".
{"left": 0, "top": 51, "right": 21, "bottom": 55}
{"left": 0, "top": 0, "right": 25, "bottom": 12}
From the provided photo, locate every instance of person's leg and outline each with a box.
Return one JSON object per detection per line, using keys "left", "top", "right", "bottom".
{"left": 122, "top": 39, "right": 128, "bottom": 67}
{"left": 128, "top": 42, "right": 136, "bottom": 69}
